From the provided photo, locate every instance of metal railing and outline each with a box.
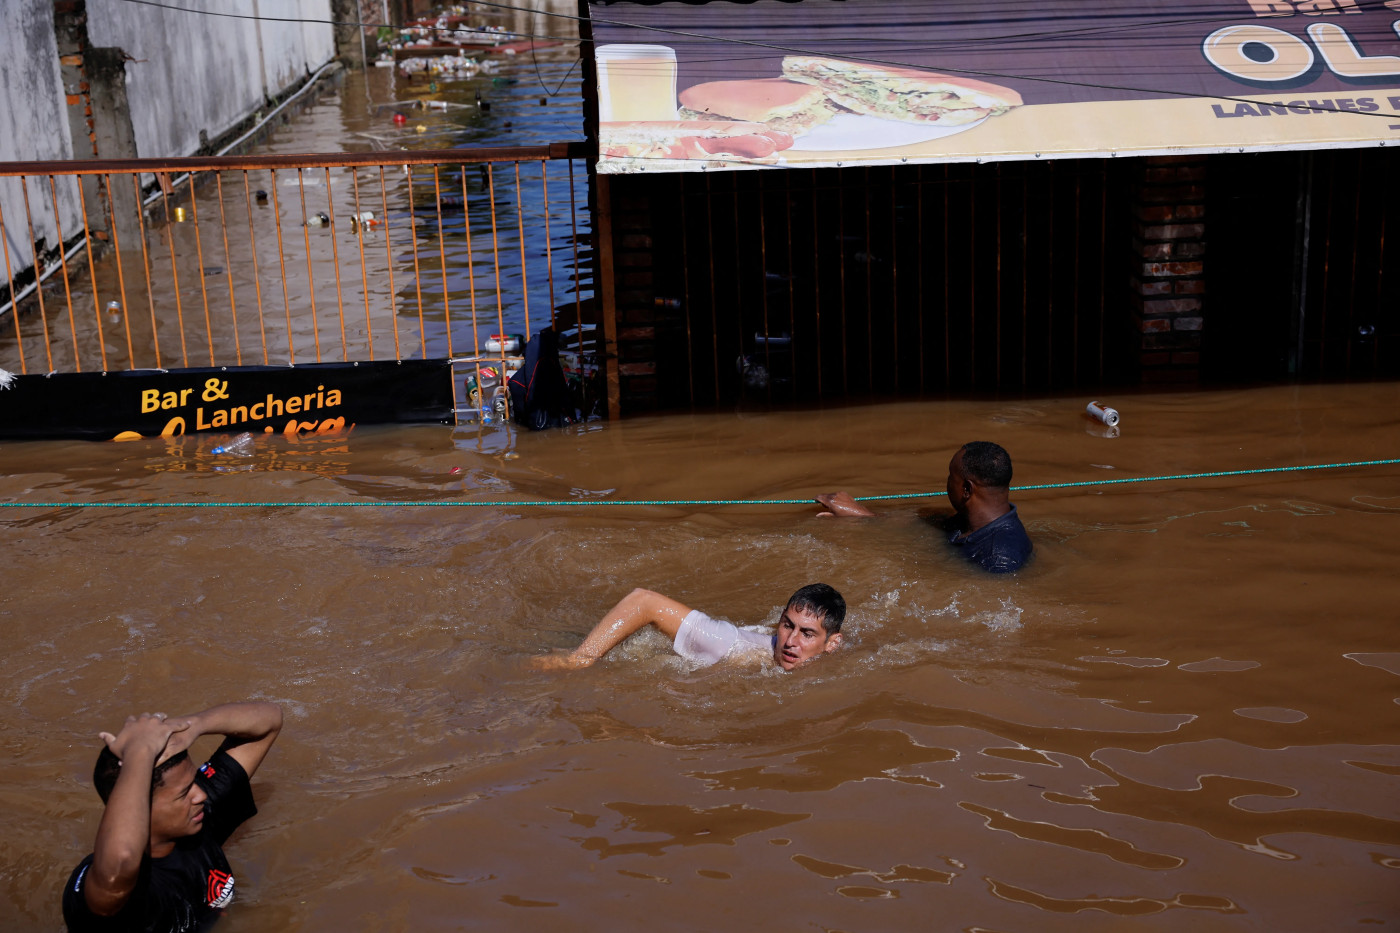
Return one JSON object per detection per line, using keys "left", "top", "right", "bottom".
{"left": 0, "top": 144, "right": 595, "bottom": 419}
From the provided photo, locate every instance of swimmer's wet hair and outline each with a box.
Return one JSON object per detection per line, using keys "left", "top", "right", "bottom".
{"left": 93, "top": 747, "right": 190, "bottom": 803}
{"left": 960, "top": 441, "right": 1013, "bottom": 488}
{"left": 786, "top": 583, "right": 846, "bottom": 636}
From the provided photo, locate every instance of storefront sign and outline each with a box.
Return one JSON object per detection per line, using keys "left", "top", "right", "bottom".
{"left": 588, "top": 0, "right": 1400, "bottom": 171}
{"left": 0, "top": 360, "right": 453, "bottom": 441}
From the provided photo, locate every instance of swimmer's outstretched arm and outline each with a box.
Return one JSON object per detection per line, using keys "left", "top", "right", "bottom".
{"left": 530, "top": 588, "right": 693, "bottom": 670}
{"left": 816, "top": 491, "right": 875, "bottom": 518}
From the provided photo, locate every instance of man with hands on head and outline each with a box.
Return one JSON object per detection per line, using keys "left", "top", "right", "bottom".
{"left": 531, "top": 583, "right": 846, "bottom": 671}
{"left": 62, "top": 701, "right": 282, "bottom": 933}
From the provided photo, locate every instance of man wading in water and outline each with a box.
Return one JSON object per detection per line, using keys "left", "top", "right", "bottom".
{"left": 531, "top": 583, "right": 845, "bottom": 670}
{"left": 817, "top": 440, "right": 1033, "bottom": 574}
{"left": 62, "top": 701, "right": 282, "bottom": 933}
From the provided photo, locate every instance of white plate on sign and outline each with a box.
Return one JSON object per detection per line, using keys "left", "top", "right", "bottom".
{"left": 790, "top": 112, "right": 986, "bottom": 152}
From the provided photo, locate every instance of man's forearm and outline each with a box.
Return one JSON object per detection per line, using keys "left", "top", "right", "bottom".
{"left": 183, "top": 702, "right": 282, "bottom": 742}
{"left": 183, "top": 701, "right": 282, "bottom": 778}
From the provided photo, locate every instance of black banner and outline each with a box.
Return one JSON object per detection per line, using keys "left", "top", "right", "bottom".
{"left": 0, "top": 360, "right": 454, "bottom": 441}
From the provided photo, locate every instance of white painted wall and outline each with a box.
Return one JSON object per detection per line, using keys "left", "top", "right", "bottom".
{"left": 1, "top": 0, "right": 334, "bottom": 291}
{"left": 88, "top": 0, "right": 335, "bottom": 160}
{"left": 0, "top": 2, "right": 77, "bottom": 275}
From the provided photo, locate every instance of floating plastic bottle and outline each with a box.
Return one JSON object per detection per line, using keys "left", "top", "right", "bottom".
{"left": 1086, "top": 400, "right": 1120, "bottom": 427}
{"left": 211, "top": 432, "right": 255, "bottom": 456}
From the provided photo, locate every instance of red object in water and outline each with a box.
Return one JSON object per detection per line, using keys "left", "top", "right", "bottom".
{"left": 392, "top": 112, "right": 407, "bottom": 125}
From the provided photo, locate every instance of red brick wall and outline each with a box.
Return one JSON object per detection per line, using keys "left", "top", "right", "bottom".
{"left": 1130, "top": 156, "right": 1207, "bottom": 383}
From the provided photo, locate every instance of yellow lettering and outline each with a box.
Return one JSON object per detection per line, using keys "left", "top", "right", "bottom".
{"left": 161, "top": 416, "right": 186, "bottom": 436}
{"left": 197, "top": 408, "right": 212, "bottom": 430}
{"left": 315, "top": 417, "right": 346, "bottom": 435}
{"left": 179, "top": 388, "right": 194, "bottom": 406}
{"left": 325, "top": 389, "right": 342, "bottom": 405}
{"left": 230, "top": 405, "right": 248, "bottom": 423}
{"left": 264, "top": 394, "right": 283, "bottom": 418}
{"left": 1308, "top": 22, "right": 1400, "bottom": 76}
{"left": 250, "top": 402, "right": 264, "bottom": 420}
{"left": 209, "top": 409, "right": 228, "bottom": 428}
{"left": 287, "top": 396, "right": 301, "bottom": 414}
{"left": 141, "top": 389, "right": 161, "bottom": 413}
{"left": 1202, "top": 25, "right": 1315, "bottom": 81}
{"left": 160, "top": 391, "right": 180, "bottom": 410}
{"left": 303, "top": 392, "right": 315, "bottom": 411}
{"left": 282, "top": 420, "right": 299, "bottom": 437}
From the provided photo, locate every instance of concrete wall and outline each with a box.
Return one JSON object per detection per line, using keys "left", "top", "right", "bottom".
{"left": 2, "top": 0, "right": 334, "bottom": 297}
{"left": 0, "top": 2, "right": 77, "bottom": 277}
{"left": 85, "top": 0, "right": 335, "bottom": 159}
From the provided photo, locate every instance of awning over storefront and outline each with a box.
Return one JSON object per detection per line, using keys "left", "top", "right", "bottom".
{"left": 587, "top": 0, "right": 1400, "bottom": 173}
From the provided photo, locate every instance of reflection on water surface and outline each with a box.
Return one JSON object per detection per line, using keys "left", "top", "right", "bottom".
{"left": 2, "top": 383, "right": 1399, "bottom": 930}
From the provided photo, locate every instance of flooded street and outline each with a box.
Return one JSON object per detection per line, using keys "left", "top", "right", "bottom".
{"left": 3, "top": 382, "right": 1399, "bottom": 929}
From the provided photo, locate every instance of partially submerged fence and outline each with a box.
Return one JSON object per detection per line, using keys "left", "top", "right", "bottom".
{"left": 0, "top": 144, "right": 595, "bottom": 422}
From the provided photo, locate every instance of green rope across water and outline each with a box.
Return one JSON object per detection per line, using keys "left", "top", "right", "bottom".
{"left": 1, "top": 458, "right": 1396, "bottom": 510}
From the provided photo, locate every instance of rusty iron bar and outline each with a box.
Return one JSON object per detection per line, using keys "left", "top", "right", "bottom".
{"left": 349, "top": 170, "right": 373, "bottom": 361}
{"left": 186, "top": 175, "right": 215, "bottom": 367}
{"left": 458, "top": 166, "right": 485, "bottom": 418}
{"left": 0, "top": 145, "right": 585, "bottom": 179}
{"left": 404, "top": 165, "right": 428, "bottom": 358}
{"left": 157, "top": 177, "right": 190, "bottom": 368}
{"left": 75, "top": 176, "right": 108, "bottom": 371}
{"left": 131, "top": 173, "right": 161, "bottom": 370}
{"left": 514, "top": 162, "right": 531, "bottom": 341}
{"left": 46, "top": 176, "right": 82, "bottom": 371}
{"left": 432, "top": 166, "right": 453, "bottom": 360}
{"left": 541, "top": 162, "right": 556, "bottom": 329}
{"left": 269, "top": 170, "right": 295, "bottom": 364}
{"left": 323, "top": 166, "right": 349, "bottom": 361}
{"left": 19, "top": 180, "right": 55, "bottom": 372}
{"left": 486, "top": 164, "right": 505, "bottom": 362}
{"left": 377, "top": 166, "right": 400, "bottom": 361}
{"left": 0, "top": 198, "right": 27, "bottom": 373}
{"left": 295, "top": 169, "right": 324, "bottom": 362}
{"left": 240, "top": 171, "right": 270, "bottom": 366}
{"left": 213, "top": 173, "right": 244, "bottom": 367}
{"left": 1, "top": 149, "right": 592, "bottom": 419}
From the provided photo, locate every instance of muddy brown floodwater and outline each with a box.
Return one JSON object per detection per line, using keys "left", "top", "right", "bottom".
{"left": 2, "top": 382, "right": 1399, "bottom": 930}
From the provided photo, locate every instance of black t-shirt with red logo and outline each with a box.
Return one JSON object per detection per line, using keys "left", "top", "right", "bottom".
{"left": 62, "top": 748, "right": 258, "bottom": 933}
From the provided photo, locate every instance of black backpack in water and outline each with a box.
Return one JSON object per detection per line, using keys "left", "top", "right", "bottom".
{"left": 506, "top": 327, "right": 578, "bottom": 430}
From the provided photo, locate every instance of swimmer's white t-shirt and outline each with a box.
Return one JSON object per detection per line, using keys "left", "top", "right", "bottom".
{"left": 674, "top": 610, "right": 772, "bottom": 666}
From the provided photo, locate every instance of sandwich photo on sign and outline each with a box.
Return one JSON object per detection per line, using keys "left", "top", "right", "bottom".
{"left": 599, "top": 120, "right": 796, "bottom": 166}
{"left": 678, "top": 78, "right": 839, "bottom": 137}
{"left": 782, "top": 56, "right": 1023, "bottom": 127}
{"left": 670, "top": 55, "right": 1023, "bottom": 154}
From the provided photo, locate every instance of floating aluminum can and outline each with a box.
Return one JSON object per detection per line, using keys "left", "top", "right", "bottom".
{"left": 1086, "top": 400, "right": 1120, "bottom": 427}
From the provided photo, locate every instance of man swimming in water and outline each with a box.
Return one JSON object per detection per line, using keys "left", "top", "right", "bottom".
{"left": 818, "top": 441, "right": 1033, "bottom": 573}
{"left": 530, "top": 583, "right": 845, "bottom": 670}
{"left": 62, "top": 701, "right": 283, "bottom": 933}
